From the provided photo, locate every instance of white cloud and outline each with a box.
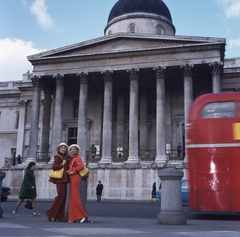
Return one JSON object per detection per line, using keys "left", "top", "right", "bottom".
{"left": 30, "top": 0, "right": 55, "bottom": 30}
{"left": 21, "top": 0, "right": 27, "bottom": 7}
{"left": 215, "top": 0, "right": 240, "bottom": 18}
{"left": 0, "top": 38, "right": 45, "bottom": 81}
{"left": 229, "top": 37, "right": 240, "bottom": 48}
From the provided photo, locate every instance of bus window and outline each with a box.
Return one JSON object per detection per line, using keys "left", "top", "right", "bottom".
{"left": 201, "top": 101, "right": 235, "bottom": 118}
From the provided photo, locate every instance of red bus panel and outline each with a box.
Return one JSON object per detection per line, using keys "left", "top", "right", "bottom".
{"left": 186, "top": 92, "right": 240, "bottom": 212}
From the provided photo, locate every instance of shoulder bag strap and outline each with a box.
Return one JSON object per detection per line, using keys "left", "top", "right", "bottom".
{"left": 69, "top": 158, "right": 75, "bottom": 170}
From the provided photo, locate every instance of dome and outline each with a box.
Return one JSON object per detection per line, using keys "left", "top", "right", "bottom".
{"left": 107, "top": 0, "right": 172, "bottom": 24}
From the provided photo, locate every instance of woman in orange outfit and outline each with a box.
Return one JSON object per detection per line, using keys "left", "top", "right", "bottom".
{"left": 67, "top": 144, "right": 88, "bottom": 223}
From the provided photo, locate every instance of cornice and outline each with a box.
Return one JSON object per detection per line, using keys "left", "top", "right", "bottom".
{"left": 30, "top": 43, "right": 224, "bottom": 66}
{"left": 223, "top": 72, "right": 240, "bottom": 78}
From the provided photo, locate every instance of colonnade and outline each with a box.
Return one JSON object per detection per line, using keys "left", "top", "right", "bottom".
{"left": 19, "top": 62, "right": 222, "bottom": 165}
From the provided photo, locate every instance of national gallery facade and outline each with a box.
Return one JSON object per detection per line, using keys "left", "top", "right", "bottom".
{"left": 1, "top": 0, "right": 240, "bottom": 201}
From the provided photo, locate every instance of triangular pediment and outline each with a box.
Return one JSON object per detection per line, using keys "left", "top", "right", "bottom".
{"left": 28, "top": 33, "right": 225, "bottom": 62}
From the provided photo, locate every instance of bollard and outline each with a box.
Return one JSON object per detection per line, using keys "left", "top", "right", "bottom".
{"left": 0, "top": 171, "right": 6, "bottom": 218}
{"left": 158, "top": 168, "right": 186, "bottom": 225}
{"left": 80, "top": 176, "right": 88, "bottom": 222}
{"left": 64, "top": 183, "right": 70, "bottom": 222}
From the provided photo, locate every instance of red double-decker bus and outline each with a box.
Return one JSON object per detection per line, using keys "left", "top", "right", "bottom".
{"left": 186, "top": 92, "right": 240, "bottom": 212}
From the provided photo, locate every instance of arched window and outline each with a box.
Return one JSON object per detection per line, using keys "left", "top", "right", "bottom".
{"left": 156, "top": 25, "right": 163, "bottom": 35}
{"left": 129, "top": 23, "right": 136, "bottom": 33}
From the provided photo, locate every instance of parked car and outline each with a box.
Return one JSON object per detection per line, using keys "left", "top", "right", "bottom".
{"left": 1, "top": 186, "right": 11, "bottom": 202}
{"left": 156, "top": 179, "right": 189, "bottom": 202}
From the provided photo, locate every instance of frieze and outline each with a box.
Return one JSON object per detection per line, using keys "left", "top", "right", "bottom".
{"left": 30, "top": 44, "right": 224, "bottom": 66}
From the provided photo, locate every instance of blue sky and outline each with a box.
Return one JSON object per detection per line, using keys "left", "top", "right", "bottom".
{"left": 0, "top": 0, "right": 240, "bottom": 81}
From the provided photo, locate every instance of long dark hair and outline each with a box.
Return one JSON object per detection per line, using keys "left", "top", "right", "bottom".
{"left": 26, "top": 162, "right": 36, "bottom": 170}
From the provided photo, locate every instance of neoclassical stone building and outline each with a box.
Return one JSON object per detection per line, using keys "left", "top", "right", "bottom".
{"left": 1, "top": 0, "right": 240, "bottom": 201}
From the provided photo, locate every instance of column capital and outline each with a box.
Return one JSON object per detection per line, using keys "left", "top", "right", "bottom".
{"left": 209, "top": 61, "right": 223, "bottom": 76}
{"left": 18, "top": 99, "right": 28, "bottom": 106}
{"left": 53, "top": 73, "right": 64, "bottom": 86}
{"left": 31, "top": 75, "right": 42, "bottom": 87}
{"left": 153, "top": 66, "right": 166, "bottom": 79}
{"left": 77, "top": 71, "right": 89, "bottom": 84}
{"left": 101, "top": 70, "right": 113, "bottom": 82}
{"left": 181, "top": 64, "right": 194, "bottom": 77}
{"left": 127, "top": 68, "right": 139, "bottom": 81}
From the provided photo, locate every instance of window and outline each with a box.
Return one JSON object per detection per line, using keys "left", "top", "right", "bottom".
{"left": 15, "top": 111, "right": 19, "bottom": 129}
{"left": 73, "top": 101, "right": 79, "bottom": 118}
{"left": 68, "top": 127, "right": 78, "bottom": 145}
{"left": 129, "top": 23, "right": 136, "bottom": 33}
{"left": 156, "top": 25, "right": 163, "bottom": 35}
{"left": 201, "top": 102, "right": 235, "bottom": 118}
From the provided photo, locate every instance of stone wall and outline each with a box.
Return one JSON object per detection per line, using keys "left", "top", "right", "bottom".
{"left": 1, "top": 162, "right": 187, "bottom": 201}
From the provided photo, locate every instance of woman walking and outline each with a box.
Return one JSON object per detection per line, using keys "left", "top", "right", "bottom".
{"left": 67, "top": 144, "right": 88, "bottom": 223}
{"left": 12, "top": 162, "right": 41, "bottom": 216}
{"left": 45, "top": 142, "right": 69, "bottom": 222}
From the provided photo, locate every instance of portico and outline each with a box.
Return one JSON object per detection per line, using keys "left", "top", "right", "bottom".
{"left": 26, "top": 34, "right": 224, "bottom": 167}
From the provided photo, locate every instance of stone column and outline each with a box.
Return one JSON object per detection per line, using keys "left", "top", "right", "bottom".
{"left": 16, "top": 99, "right": 28, "bottom": 160}
{"left": 40, "top": 86, "right": 52, "bottom": 158}
{"left": 158, "top": 168, "right": 186, "bottom": 225}
{"left": 77, "top": 72, "right": 88, "bottom": 164}
{"left": 181, "top": 64, "right": 194, "bottom": 125}
{"left": 181, "top": 64, "right": 193, "bottom": 161}
{"left": 139, "top": 89, "right": 148, "bottom": 156}
{"left": 209, "top": 61, "right": 223, "bottom": 93}
{"left": 99, "top": 70, "right": 113, "bottom": 164}
{"left": 26, "top": 76, "right": 41, "bottom": 163}
{"left": 116, "top": 90, "right": 125, "bottom": 153}
{"left": 49, "top": 74, "right": 64, "bottom": 164}
{"left": 126, "top": 68, "right": 139, "bottom": 163}
{"left": 154, "top": 66, "right": 167, "bottom": 164}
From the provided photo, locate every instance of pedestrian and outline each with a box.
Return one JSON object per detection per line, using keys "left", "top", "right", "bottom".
{"left": 2, "top": 160, "right": 10, "bottom": 168}
{"left": 90, "top": 144, "right": 97, "bottom": 158}
{"left": 96, "top": 180, "right": 104, "bottom": 202}
{"left": 151, "top": 182, "right": 159, "bottom": 202}
{"left": 67, "top": 144, "right": 88, "bottom": 223}
{"left": 45, "top": 142, "right": 70, "bottom": 222}
{"left": 16, "top": 155, "right": 22, "bottom": 164}
{"left": 177, "top": 143, "right": 182, "bottom": 157}
{"left": 117, "top": 145, "right": 123, "bottom": 158}
{"left": 12, "top": 161, "right": 41, "bottom": 217}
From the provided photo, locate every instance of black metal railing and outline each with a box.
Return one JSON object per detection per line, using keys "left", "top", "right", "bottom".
{"left": 36, "top": 152, "right": 51, "bottom": 162}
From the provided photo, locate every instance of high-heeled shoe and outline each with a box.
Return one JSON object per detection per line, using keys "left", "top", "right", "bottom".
{"left": 80, "top": 217, "right": 85, "bottom": 223}
{"left": 33, "top": 212, "right": 41, "bottom": 216}
{"left": 47, "top": 216, "right": 52, "bottom": 222}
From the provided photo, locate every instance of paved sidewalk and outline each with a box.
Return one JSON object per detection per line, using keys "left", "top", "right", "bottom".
{"left": 0, "top": 211, "right": 239, "bottom": 237}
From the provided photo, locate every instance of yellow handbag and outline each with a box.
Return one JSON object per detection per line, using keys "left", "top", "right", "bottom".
{"left": 49, "top": 168, "right": 64, "bottom": 179}
{"left": 79, "top": 166, "right": 89, "bottom": 178}
{"left": 49, "top": 155, "right": 64, "bottom": 179}
{"left": 70, "top": 158, "right": 90, "bottom": 179}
